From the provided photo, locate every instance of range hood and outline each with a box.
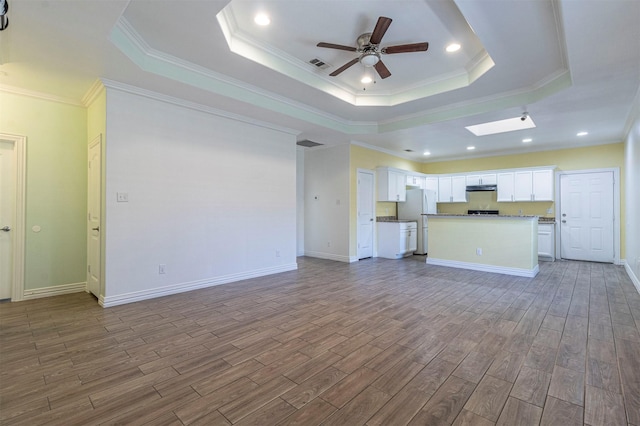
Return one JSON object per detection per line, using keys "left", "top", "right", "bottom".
{"left": 466, "top": 184, "right": 497, "bottom": 192}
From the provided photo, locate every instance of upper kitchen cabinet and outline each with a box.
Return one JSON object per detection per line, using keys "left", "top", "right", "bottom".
{"left": 498, "top": 169, "right": 555, "bottom": 202}
{"left": 438, "top": 175, "right": 467, "bottom": 203}
{"left": 406, "top": 174, "right": 425, "bottom": 188}
{"left": 466, "top": 173, "right": 497, "bottom": 186}
{"left": 424, "top": 176, "right": 439, "bottom": 199}
{"left": 377, "top": 167, "right": 407, "bottom": 202}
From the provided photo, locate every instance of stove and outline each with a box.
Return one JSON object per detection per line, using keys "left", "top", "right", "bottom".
{"left": 467, "top": 210, "right": 500, "bottom": 215}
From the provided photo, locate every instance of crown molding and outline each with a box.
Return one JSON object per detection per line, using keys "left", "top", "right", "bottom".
{"left": 101, "top": 79, "right": 300, "bottom": 136}
{"left": 81, "top": 79, "right": 106, "bottom": 107}
{"left": 0, "top": 84, "right": 84, "bottom": 106}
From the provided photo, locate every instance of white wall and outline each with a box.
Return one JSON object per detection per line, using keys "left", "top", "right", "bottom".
{"left": 102, "top": 88, "right": 298, "bottom": 306}
{"left": 304, "top": 145, "right": 351, "bottom": 262}
{"left": 625, "top": 99, "right": 640, "bottom": 290}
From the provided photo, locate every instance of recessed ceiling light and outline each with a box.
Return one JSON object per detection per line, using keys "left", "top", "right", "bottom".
{"left": 254, "top": 13, "right": 270, "bottom": 26}
{"left": 467, "top": 146, "right": 475, "bottom": 150}
{"left": 466, "top": 115, "right": 536, "bottom": 136}
{"left": 577, "top": 131, "right": 588, "bottom": 136}
{"left": 423, "top": 151, "right": 431, "bottom": 156}
{"left": 522, "top": 138, "right": 532, "bottom": 143}
{"left": 446, "top": 43, "right": 461, "bottom": 53}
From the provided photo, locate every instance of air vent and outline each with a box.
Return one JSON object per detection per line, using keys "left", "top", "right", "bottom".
{"left": 404, "top": 149, "right": 414, "bottom": 152}
{"left": 309, "top": 58, "right": 330, "bottom": 70}
{"left": 297, "top": 139, "right": 324, "bottom": 148}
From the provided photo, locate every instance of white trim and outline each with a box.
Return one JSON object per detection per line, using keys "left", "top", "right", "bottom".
{"left": 81, "top": 79, "right": 106, "bottom": 106}
{"left": 22, "top": 282, "right": 87, "bottom": 300}
{"left": 555, "top": 168, "right": 620, "bottom": 264}
{"left": 426, "top": 258, "right": 539, "bottom": 278}
{"left": 624, "top": 260, "right": 640, "bottom": 294}
{"left": 0, "top": 133, "right": 26, "bottom": 302}
{"left": 100, "top": 264, "right": 298, "bottom": 308}
{"left": 0, "top": 84, "right": 84, "bottom": 106}
{"left": 304, "top": 251, "right": 355, "bottom": 263}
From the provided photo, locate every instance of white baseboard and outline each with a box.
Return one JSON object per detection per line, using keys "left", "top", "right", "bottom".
{"left": 304, "top": 250, "right": 353, "bottom": 263}
{"left": 100, "top": 263, "right": 298, "bottom": 308}
{"left": 623, "top": 260, "right": 640, "bottom": 294}
{"left": 22, "top": 282, "right": 87, "bottom": 300}
{"left": 426, "top": 258, "right": 540, "bottom": 278}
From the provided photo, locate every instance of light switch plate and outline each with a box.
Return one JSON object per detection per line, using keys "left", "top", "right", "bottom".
{"left": 116, "top": 192, "right": 128, "bottom": 202}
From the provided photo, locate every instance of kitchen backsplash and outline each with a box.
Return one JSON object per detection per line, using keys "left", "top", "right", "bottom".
{"left": 435, "top": 190, "right": 555, "bottom": 217}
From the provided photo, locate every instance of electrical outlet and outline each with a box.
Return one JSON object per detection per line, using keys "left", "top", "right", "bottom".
{"left": 116, "top": 192, "right": 129, "bottom": 202}
{"left": 327, "top": 242, "right": 331, "bottom": 247}
{"left": 159, "top": 264, "right": 166, "bottom": 274}
{"left": 476, "top": 248, "right": 482, "bottom": 256}
{"left": 275, "top": 250, "right": 280, "bottom": 257}
{"left": 547, "top": 208, "right": 553, "bottom": 214}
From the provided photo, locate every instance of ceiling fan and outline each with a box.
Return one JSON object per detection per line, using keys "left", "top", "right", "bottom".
{"left": 316, "top": 16, "right": 429, "bottom": 80}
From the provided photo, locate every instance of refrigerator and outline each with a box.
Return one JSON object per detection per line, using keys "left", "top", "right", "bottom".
{"left": 397, "top": 189, "right": 437, "bottom": 255}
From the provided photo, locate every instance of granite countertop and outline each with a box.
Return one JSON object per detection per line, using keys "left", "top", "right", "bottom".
{"left": 538, "top": 217, "right": 556, "bottom": 223}
{"left": 376, "top": 217, "right": 417, "bottom": 223}
{"left": 424, "top": 214, "right": 537, "bottom": 220}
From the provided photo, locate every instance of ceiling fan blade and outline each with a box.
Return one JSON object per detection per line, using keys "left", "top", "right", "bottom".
{"left": 369, "top": 16, "right": 392, "bottom": 45}
{"left": 374, "top": 60, "right": 391, "bottom": 79}
{"left": 329, "top": 58, "right": 359, "bottom": 76}
{"left": 383, "top": 42, "right": 429, "bottom": 54}
{"left": 317, "top": 42, "right": 357, "bottom": 52}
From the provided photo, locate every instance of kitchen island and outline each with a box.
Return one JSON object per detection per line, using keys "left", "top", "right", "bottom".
{"left": 425, "top": 214, "right": 539, "bottom": 277}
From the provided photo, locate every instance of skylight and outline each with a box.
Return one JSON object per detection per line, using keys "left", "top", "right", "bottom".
{"left": 465, "top": 115, "right": 536, "bottom": 136}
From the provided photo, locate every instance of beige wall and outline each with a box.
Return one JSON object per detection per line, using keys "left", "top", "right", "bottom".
{"left": 0, "top": 92, "right": 88, "bottom": 291}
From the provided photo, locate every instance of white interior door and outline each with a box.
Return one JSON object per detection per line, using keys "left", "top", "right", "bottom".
{"left": 87, "top": 137, "right": 102, "bottom": 297}
{"left": 357, "top": 170, "right": 375, "bottom": 259}
{"left": 560, "top": 171, "right": 614, "bottom": 262}
{"left": 0, "top": 140, "right": 16, "bottom": 300}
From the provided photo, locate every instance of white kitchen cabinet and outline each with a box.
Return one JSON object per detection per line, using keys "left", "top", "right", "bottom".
{"left": 377, "top": 168, "right": 406, "bottom": 202}
{"left": 498, "top": 169, "right": 554, "bottom": 202}
{"left": 497, "top": 172, "right": 516, "bottom": 202}
{"left": 424, "top": 177, "right": 439, "bottom": 194}
{"left": 406, "top": 175, "right": 425, "bottom": 188}
{"left": 377, "top": 222, "right": 417, "bottom": 259}
{"left": 438, "top": 175, "right": 467, "bottom": 203}
{"left": 466, "top": 173, "right": 497, "bottom": 186}
{"left": 538, "top": 223, "right": 555, "bottom": 260}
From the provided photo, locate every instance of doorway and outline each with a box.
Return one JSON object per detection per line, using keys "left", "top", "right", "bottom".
{"left": 87, "top": 135, "right": 102, "bottom": 298}
{"left": 0, "top": 134, "right": 26, "bottom": 302}
{"left": 558, "top": 169, "right": 618, "bottom": 263}
{"left": 357, "top": 169, "right": 375, "bottom": 259}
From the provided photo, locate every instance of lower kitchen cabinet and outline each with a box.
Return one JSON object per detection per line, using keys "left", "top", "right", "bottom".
{"left": 377, "top": 222, "right": 417, "bottom": 259}
{"left": 538, "top": 223, "right": 555, "bottom": 260}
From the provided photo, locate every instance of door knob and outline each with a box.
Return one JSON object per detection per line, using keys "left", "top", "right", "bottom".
{"left": 92, "top": 226, "right": 100, "bottom": 231}
{"left": 1, "top": 226, "right": 10, "bottom": 232}
{"left": 370, "top": 218, "right": 373, "bottom": 221}
{"left": 561, "top": 220, "right": 566, "bottom": 223}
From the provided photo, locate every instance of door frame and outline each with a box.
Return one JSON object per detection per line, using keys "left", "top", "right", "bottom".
{"left": 87, "top": 134, "right": 103, "bottom": 299}
{"left": 0, "top": 133, "right": 26, "bottom": 302}
{"left": 356, "top": 168, "right": 376, "bottom": 259}
{"left": 555, "top": 167, "right": 620, "bottom": 265}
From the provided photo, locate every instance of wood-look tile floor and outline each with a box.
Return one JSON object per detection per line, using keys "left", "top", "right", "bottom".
{"left": 1, "top": 257, "right": 639, "bottom": 425}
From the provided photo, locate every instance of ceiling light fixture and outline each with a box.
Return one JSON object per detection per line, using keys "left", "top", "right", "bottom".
{"left": 467, "top": 146, "right": 475, "bottom": 150}
{"left": 254, "top": 13, "right": 270, "bottom": 26}
{"left": 522, "top": 138, "right": 532, "bottom": 143}
{"left": 577, "top": 131, "right": 588, "bottom": 136}
{"left": 423, "top": 151, "right": 431, "bottom": 156}
{"left": 0, "top": 0, "right": 9, "bottom": 31}
{"left": 446, "top": 43, "right": 461, "bottom": 53}
{"left": 359, "top": 51, "right": 380, "bottom": 67}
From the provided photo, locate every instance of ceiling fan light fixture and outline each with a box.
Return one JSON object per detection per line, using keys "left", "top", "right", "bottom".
{"left": 360, "top": 52, "right": 380, "bottom": 67}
